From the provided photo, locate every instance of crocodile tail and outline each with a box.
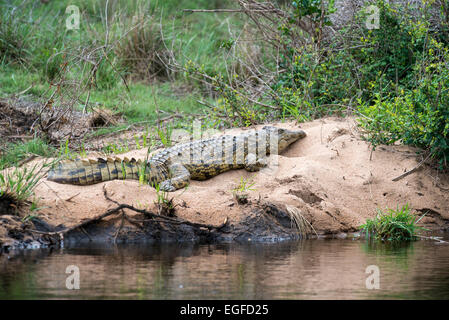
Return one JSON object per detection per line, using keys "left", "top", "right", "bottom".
{"left": 47, "top": 157, "right": 143, "bottom": 185}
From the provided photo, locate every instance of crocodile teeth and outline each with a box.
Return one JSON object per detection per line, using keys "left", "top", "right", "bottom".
{"left": 81, "top": 160, "right": 90, "bottom": 166}
{"left": 89, "top": 159, "right": 98, "bottom": 164}
{"left": 107, "top": 157, "right": 114, "bottom": 163}
{"left": 114, "top": 157, "right": 121, "bottom": 162}
{"left": 123, "top": 157, "right": 130, "bottom": 163}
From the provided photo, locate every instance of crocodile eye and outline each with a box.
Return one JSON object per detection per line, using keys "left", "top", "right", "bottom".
{"left": 278, "top": 128, "right": 285, "bottom": 134}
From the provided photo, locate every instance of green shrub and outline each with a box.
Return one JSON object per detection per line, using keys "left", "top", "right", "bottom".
{"left": 350, "top": 1, "right": 419, "bottom": 91}
{"left": 358, "top": 37, "right": 449, "bottom": 168}
{"left": 95, "top": 58, "right": 120, "bottom": 90}
{"left": 360, "top": 204, "right": 426, "bottom": 241}
{"left": 274, "top": 47, "right": 354, "bottom": 120}
{"left": 271, "top": 0, "right": 449, "bottom": 167}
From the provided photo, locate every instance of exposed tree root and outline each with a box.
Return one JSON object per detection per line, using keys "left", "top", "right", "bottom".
{"left": 28, "top": 186, "right": 228, "bottom": 239}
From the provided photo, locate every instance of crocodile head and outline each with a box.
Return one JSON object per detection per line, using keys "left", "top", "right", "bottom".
{"left": 262, "top": 126, "right": 306, "bottom": 153}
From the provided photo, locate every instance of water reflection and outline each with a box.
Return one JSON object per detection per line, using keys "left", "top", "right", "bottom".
{"left": 1, "top": 238, "right": 449, "bottom": 299}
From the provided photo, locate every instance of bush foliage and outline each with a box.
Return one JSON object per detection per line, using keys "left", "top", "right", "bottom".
{"left": 234, "top": 0, "right": 449, "bottom": 167}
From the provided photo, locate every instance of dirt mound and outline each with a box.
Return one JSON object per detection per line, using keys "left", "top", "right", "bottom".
{"left": 0, "top": 97, "right": 123, "bottom": 147}
{"left": 0, "top": 100, "right": 36, "bottom": 143}
{"left": 2, "top": 117, "right": 449, "bottom": 248}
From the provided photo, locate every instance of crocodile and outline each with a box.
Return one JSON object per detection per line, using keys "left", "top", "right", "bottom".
{"left": 47, "top": 126, "right": 306, "bottom": 191}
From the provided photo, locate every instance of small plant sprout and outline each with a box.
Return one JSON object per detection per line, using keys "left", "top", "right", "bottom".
{"left": 59, "top": 138, "right": 72, "bottom": 159}
{"left": 232, "top": 176, "right": 256, "bottom": 204}
{"left": 134, "top": 135, "right": 141, "bottom": 149}
{"left": 120, "top": 161, "right": 127, "bottom": 181}
{"left": 138, "top": 144, "right": 153, "bottom": 185}
{"left": 153, "top": 182, "right": 176, "bottom": 217}
{"left": 233, "top": 176, "right": 257, "bottom": 193}
{"left": 138, "top": 164, "right": 146, "bottom": 185}
{"left": 157, "top": 125, "right": 173, "bottom": 147}
{"left": 79, "top": 141, "right": 87, "bottom": 158}
{"left": 142, "top": 127, "right": 150, "bottom": 148}
{"left": 134, "top": 128, "right": 152, "bottom": 150}
{"left": 135, "top": 200, "right": 149, "bottom": 211}
{"left": 101, "top": 141, "right": 129, "bottom": 155}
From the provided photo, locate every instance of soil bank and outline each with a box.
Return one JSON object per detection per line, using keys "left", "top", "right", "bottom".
{"left": 1, "top": 117, "right": 449, "bottom": 250}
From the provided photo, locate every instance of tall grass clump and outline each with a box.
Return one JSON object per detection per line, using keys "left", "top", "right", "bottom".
{"left": 115, "top": 11, "right": 171, "bottom": 81}
{"left": 360, "top": 204, "right": 427, "bottom": 241}
{"left": 0, "top": 161, "right": 52, "bottom": 214}
{"left": 0, "top": 1, "right": 66, "bottom": 71}
{"left": 0, "top": 4, "right": 33, "bottom": 65}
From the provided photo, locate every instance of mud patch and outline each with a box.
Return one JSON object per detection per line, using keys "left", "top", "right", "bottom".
{"left": 0, "top": 200, "right": 304, "bottom": 250}
{"left": 0, "top": 194, "right": 18, "bottom": 216}
{"left": 0, "top": 215, "right": 59, "bottom": 252}
{"left": 61, "top": 201, "right": 305, "bottom": 244}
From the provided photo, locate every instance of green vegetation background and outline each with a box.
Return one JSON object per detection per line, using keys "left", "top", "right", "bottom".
{"left": 1, "top": 0, "right": 448, "bottom": 170}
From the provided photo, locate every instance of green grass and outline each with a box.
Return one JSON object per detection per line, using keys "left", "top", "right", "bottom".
{"left": 0, "top": 66, "right": 49, "bottom": 96}
{"left": 0, "top": 0, "right": 237, "bottom": 127}
{"left": 0, "top": 139, "right": 57, "bottom": 170}
{"left": 102, "top": 141, "right": 130, "bottom": 155}
{"left": 360, "top": 204, "right": 427, "bottom": 241}
{"left": 0, "top": 139, "right": 56, "bottom": 212}
{"left": 231, "top": 176, "right": 256, "bottom": 204}
{"left": 89, "top": 81, "right": 205, "bottom": 123}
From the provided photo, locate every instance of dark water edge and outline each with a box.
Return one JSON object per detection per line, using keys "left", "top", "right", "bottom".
{"left": 1, "top": 235, "right": 449, "bottom": 300}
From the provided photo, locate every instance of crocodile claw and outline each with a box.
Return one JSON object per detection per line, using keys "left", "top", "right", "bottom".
{"left": 159, "top": 180, "right": 176, "bottom": 192}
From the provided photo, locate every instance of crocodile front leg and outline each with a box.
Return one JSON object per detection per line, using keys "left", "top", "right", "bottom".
{"left": 159, "top": 163, "right": 190, "bottom": 192}
{"left": 244, "top": 153, "right": 268, "bottom": 172}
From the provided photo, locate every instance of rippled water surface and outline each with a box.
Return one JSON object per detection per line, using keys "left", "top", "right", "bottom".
{"left": 1, "top": 236, "right": 449, "bottom": 299}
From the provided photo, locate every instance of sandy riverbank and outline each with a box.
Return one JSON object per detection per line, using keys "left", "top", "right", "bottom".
{"left": 1, "top": 117, "right": 448, "bottom": 250}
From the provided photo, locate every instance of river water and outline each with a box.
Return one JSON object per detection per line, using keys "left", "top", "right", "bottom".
{"left": 1, "top": 236, "right": 449, "bottom": 299}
